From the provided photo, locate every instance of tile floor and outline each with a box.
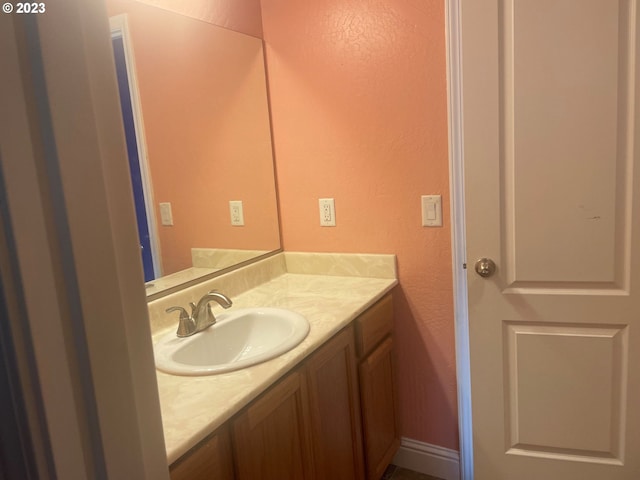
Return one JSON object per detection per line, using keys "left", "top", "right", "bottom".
{"left": 381, "top": 464, "right": 444, "bottom": 480}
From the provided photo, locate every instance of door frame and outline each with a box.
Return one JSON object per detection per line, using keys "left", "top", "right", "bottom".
{"left": 1, "top": 4, "right": 169, "bottom": 478}
{"left": 109, "top": 14, "right": 162, "bottom": 279}
{"left": 445, "top": 0, "right": 474, "bottom": 479}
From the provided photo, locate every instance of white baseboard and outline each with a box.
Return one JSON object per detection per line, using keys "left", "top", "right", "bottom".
{"left": 392, "top": 437, "right": 461, "bottom": 480}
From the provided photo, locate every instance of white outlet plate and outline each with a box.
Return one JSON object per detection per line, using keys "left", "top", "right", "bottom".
{"left": 159, "top": 202, "right": 173, "bottom": 226}
{"left": 229, "top": 200, "right": 244, "bottom": 226}
{"left": 319, "top": 198, "right": 336, "bottom": 226}
{"left": 421, "top": 195, "right": 442, "bottom": 227}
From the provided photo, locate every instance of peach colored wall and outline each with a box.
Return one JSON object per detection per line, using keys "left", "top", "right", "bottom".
{"left": 108, "top": 0, "right": 279, "bottom": 275}
{"left": 262, "top": 0, "right": 458, "bottom": 449}
{"left": 131, "top": 0, "right": 263, "bottom": 38}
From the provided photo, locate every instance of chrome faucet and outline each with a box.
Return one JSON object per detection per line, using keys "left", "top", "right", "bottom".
{"left": 165, "top": 290, "right": 233, "bottom": 337}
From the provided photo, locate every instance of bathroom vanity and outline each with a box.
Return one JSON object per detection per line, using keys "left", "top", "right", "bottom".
{"left": 147, "top": 253, "right": 400, "bottom": 480}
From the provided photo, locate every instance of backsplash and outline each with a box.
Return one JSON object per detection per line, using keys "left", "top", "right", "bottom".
{"left": 284, "top": 252, "right": 397, "bottom": 279}
{"left": 147, "top": 252, "right": 397, "bottom": 337}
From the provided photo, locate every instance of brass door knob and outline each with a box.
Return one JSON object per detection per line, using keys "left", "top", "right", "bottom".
{"left": 474, "top": 258, "right": 496, "bottom": 278}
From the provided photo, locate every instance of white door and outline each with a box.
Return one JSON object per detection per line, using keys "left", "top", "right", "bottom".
{"left": 461, "top": 1, "right": 640, "bottom": 479}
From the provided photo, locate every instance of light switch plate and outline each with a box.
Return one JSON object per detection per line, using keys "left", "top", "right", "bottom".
{"left": 159, "top": 202, "right": 173, "bottom": 226}
{"left": 421, "top": 195, "right": 442, "bottom": 227}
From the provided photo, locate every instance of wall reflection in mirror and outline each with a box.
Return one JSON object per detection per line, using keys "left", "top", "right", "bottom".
{"left": 107, "top": 0, "right": 280, "bottom": 298}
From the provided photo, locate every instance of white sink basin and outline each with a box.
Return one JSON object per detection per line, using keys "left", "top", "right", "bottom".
{"left": 154, "top": 307, "right": 310, "bottom": 376}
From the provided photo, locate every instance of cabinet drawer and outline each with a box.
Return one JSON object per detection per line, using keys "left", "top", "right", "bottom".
{"left": 354, "top": 294, "right": 393, "bottom": 358}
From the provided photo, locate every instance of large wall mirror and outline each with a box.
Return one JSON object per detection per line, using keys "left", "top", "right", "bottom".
{"left": 106, "top": 0, "right": 280, "bottom": 299}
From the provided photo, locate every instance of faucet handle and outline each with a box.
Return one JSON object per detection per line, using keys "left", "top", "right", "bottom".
{"left": 166, "top": 306, "right": 196, "bottom": 337}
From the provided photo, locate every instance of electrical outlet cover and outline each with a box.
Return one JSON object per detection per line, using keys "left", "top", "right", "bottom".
{"left": 319, "top": 198, "right": 336, "bottom": 226}
{"left": 229, "top": 200, "right": 244, "bottom": 226}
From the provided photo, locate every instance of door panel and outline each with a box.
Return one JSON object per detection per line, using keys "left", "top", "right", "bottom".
{"left": 501, "top": 0, "right": 635, "bottom": 289}
{"left": 504, "top": 323, "right": 627, "bottom": 463}
{"left": 462, "top": 0, "right": 640, "bottom": 478}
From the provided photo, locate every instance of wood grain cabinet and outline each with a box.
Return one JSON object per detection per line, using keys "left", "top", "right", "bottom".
{"left": 169, "top": 424, "right": 234, "bottom": 480}
{"left": 355, "top": 294, "right": 401, "bottom": 480}
{"left": 305, "top": 324, "right": 365, "bottom": 480}
{"left": 232, "top": 369, "right": 314, "bottom": 480}
{"left": 168, "top": 294, "right": 398, "bottom": 480}
{"left": 231, "top": 325, "right": 365, "bottom": 480}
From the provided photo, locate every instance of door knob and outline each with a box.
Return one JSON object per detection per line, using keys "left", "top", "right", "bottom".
{"left": 474, "top": 258, "right": 496, "bottom": 278}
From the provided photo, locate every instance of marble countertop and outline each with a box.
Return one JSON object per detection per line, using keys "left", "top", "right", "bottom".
{"left": 154, "top": 272, "right": 397, "bottom": 464}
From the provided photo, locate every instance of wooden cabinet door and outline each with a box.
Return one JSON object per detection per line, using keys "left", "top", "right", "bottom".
{"left": 306, "top": 325, "right": 365, "bottom": 480}
{"left": 231, "top": 370, "right": 314, "bottom": 480}
{"left": 170, "top": 424, "right": 234, "bottom": 480}
{"left": 359, "top": 337, "right": 400, "bottom": 480}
